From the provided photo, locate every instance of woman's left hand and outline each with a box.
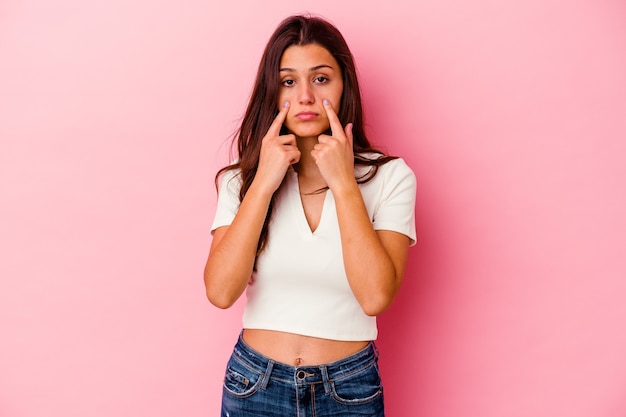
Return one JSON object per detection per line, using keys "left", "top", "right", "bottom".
{"left": 311, "top": 100, "right": 355, "bottom": 191}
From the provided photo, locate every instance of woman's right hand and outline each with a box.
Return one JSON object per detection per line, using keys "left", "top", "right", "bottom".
{"left": 254, "top": 102, "right": 300, "bottom": 194}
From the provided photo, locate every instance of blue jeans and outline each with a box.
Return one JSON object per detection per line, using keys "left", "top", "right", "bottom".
{"left": 221, "top": 333, "right": 385, "bottom": 416}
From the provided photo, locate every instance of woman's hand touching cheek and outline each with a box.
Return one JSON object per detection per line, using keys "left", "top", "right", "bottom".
{"left": 254, "top": 102, "right": 301, "bottom": 195}
{"left": 311, "top": 100, "right": 355, "bottom": 192}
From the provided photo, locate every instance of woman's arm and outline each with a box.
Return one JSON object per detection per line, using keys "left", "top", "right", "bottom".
{"left": 204, "top": 103, "right": 300, "bottom": 309}
{"left": 204, "top": 187, "right": 271, "bottom": 309}
{"left": 313, "top": 100, "right": 412, "bottom": 316}
{"left": 334, "top": 183, "right": 410, "bottom": 316}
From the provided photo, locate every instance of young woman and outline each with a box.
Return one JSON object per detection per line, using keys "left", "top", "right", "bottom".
{"left": 204, "top": 14, "right": 416, "bottom": 416}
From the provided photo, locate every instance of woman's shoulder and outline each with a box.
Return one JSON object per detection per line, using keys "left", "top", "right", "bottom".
{"left": 216, "top": 165, "right": 243, "bottom": 195}
{"left": 355, "top": 152, "right": 415, "bottom": 180}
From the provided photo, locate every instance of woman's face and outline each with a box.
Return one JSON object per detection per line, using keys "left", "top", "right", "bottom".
{"left": 277, "top": 43, "right": 343, "bottom": 139}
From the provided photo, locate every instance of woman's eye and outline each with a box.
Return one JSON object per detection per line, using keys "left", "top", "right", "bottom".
{"left": 314, "top": 76, "right": 328, "bottom": 83}
{"left": 282, "top": 79, "right": 295, "bottom": 86}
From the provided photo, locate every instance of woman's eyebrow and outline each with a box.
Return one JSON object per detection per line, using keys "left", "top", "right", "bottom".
{"left": 279, "top": 64, "right": 335, "bottom": 72}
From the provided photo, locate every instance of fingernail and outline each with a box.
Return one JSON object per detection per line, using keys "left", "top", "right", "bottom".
{"left": 323, "top": 99, "right": 330, "bottom": 105}
{"left": 284, "top": 101, "right": 290, "bottom": 107}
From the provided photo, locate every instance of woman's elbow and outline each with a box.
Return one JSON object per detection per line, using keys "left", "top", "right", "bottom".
{"left": 360, "top": 282, "right": 401, "bottom": 316}
{"left": 361, "top": 294, "right": 394, "bottom": 316}
{"left": 204, "top": 271, "right": 238, "bottom": 309}
{"left": 205, "top": 286, "right": 237, "bottom": 309}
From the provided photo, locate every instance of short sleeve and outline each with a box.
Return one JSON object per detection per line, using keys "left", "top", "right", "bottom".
{"left": 210, "top": 168, "right": 242, "bottom": 233}
{"left": 371, "top": 159, "right": 417, "bottom": 246}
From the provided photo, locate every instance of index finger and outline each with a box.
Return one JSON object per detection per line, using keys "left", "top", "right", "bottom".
{"left": 323, "top": 99, "right": 343, "bottom": 138}
{"left": 266, "top": 101, "right": 290, "bottom": 137}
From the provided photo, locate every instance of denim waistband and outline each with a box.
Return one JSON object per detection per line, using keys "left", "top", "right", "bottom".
{"left": 231, "top": 332, "right": 379, "bottom": 388}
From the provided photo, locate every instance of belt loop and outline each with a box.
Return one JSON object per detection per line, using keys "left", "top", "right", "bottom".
{"left": 260, "top": 360, "right": 274, "bottom": 390}
{"left": 320, "top": 365, "right": 331, "bottom": 395}
{"left": 372, "top": 341, "right": 380, "bottom": 359}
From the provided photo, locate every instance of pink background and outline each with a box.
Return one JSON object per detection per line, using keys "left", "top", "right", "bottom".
{"left": 1, "top": 0, "right": 625, "bottom": 416}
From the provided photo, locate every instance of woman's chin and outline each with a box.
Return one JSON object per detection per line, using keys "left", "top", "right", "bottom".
{"left": 286, "top": 124, "right": 330, "bottom": 139}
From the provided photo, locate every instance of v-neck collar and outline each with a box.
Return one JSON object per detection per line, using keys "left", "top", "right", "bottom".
{"left": 287, "top": 168, "right": 332, "bottom": 235}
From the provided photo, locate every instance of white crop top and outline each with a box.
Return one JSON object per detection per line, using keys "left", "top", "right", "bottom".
{"left": 211, "top": 156, "right": 417, "bottom": 341}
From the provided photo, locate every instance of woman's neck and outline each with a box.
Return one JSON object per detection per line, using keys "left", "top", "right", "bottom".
{"left": 293, "top": 136, "right": 317, "bottom": 172}
{"left": 293, "top": 136, "right": 326, "bottom": 188}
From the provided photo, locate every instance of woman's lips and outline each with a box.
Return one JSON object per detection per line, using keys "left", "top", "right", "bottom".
{"left": 295, "top": 111, "right": 318, "bottom": 121}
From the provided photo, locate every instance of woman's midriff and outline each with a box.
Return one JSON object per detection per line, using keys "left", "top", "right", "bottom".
{"left": 242, "top": 329, "right": 369, "bottom": 366}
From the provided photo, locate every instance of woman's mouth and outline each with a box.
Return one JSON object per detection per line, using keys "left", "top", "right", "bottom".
{"left": 295, "top": 111, "right": 318, "bottom": 121}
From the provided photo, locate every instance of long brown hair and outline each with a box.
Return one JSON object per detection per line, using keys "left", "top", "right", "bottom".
{"left": 216, "top": 14, "right": 396, "bottom": 256}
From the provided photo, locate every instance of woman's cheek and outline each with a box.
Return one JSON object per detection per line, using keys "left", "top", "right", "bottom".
{"left": 283, "top": 117, "right": 295, "bottom": 133}
{"left": 276, "top": 93, "right": 287, "bottom": 112}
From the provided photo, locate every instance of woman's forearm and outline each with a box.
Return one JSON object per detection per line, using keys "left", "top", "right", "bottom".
{"left": 203, "top": 184, "right": 273, "bottom": 309}
{"left": 332, "top": 181, "right": 409, "bottom": 316}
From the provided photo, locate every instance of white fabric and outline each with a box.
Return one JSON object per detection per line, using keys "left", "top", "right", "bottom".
{"left": 211, "top": 157, "right": 417, "bottom": 341}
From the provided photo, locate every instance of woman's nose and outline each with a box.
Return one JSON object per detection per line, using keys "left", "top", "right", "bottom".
{"left": 297, "top": 83, "right": 314, "bottom": 104}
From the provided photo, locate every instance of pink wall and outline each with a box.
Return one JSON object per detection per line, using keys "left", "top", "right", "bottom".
{"left": 1, "top": 0, "right": 625, "bottom": 416}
